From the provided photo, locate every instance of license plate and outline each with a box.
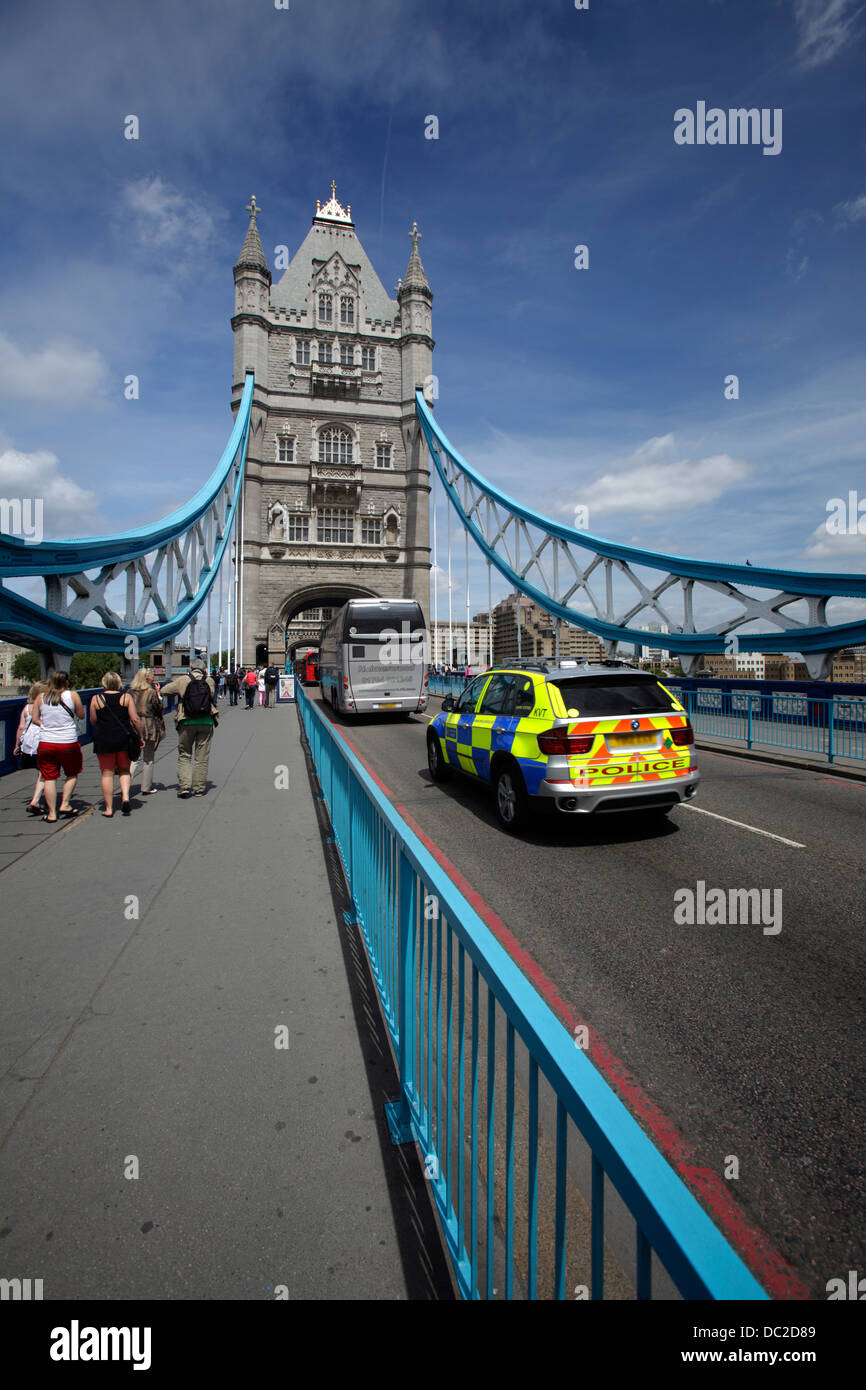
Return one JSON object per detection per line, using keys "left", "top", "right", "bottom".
{"left": 375, "top": 703, "right": 398, "bottom": 709}
{"left": 608, "top": 731, "right": 652, "bottom": 747}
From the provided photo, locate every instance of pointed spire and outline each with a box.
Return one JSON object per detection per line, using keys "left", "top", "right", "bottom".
{"left": 235, "top": 195, "right": 270, "bottom": 277}
{"left": 400, "top": 220, "right": 430, "bottom": 295}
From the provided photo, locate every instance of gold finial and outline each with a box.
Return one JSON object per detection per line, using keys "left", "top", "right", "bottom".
{"left": 331, "top": 180, "right": 337, "bottom": 199}
{"left": 246, "top": 195, "right": 260, "bottom": 221}
{"left": 410, "top": 220, "right": 421, "bottom": 248}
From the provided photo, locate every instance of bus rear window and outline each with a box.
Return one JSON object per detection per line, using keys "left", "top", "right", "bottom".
{"left": 550, "top": 676, "right": 678, "bottom": 715}
{"left": 344, "top": 603, "right": 425, "bottom": 637}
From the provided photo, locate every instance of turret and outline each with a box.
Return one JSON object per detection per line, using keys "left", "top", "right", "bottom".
{"left": 398, "top": 222, "right": 433, "bottom": 409}
{"left": 232, "top": 196, "right": 271, "bottom": 388}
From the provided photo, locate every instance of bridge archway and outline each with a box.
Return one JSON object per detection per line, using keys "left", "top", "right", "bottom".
{"left": 266, "top": 582, "right": 380, "bottom": 665}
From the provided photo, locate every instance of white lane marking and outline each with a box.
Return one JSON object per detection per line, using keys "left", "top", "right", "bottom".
{"left": 682, "top": 804, "right": 805, "bottom": 848}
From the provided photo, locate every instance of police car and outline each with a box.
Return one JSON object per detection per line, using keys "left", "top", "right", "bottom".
{"left": 426, "top": 660, "right": 700, "bottom": 831}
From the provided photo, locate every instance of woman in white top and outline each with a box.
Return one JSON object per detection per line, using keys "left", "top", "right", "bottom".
{"left": 31, "top": 671, "right": 86, "bottom": 821}
{"left": 257, "top": 667, "right": 266, "bottom": 706}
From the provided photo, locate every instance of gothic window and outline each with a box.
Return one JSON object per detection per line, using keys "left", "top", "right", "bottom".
{"left": 340, "top": 344, "right": 353, "bottom": 367}
{"left": 296, "top": 341, "right": 310, "bottom": 365}
{"left": 361, "top": 518, "right": 382, "bottom": 545}
{"left": 287, "top": 514, "right": 309, "bottom": 542}
{"left": 318, "top": 342, "right": 332, "bottom": 364}
{"left": 361, "top": 347, "right": 376, "bottom": 370}
{"left": 375, "top": 444, "right": 392, "bottom": 469}
{"left": 317, "top": 507, "right": 354, "bottom": 543}
{"left": 276, "top": 436, "right": 294, "bottom": 463}
{"left": 340, "top": 296, "right": 355, "bottom": 326}
{"left": 318, "top": 293, "right": 333, "bottom": 324}
{"left": 318, "top": 427, "right": 353, "bottom": 466}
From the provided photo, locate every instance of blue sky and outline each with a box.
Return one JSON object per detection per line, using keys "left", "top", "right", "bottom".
{"left": 0, "top": 0, "right": 864, "bottom": 643}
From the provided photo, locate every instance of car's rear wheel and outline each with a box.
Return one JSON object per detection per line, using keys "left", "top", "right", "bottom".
{"left": 427, "top": 732, "right": 451, "bottom": 782}
{"left": 493, "top": 762, "right": 527, "bottom": 831}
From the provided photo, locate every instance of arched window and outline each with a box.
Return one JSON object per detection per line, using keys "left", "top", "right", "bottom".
{"left": 318, "top": 427, "right": 353, "bottom": 466}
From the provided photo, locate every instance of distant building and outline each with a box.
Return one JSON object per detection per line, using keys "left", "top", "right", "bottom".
{"left": 430, "top": 619, "right": 491, "bottom": 668}
{"left": 491, "top": 594, "right": 603, "bottom": 665}
{"left": 830, "top": 648, "right": 866, "bottom": 683}
{"left": 0, "top": 640, "right": 27, "bottom": 689}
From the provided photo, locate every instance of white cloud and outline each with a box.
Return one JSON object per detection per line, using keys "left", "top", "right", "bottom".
{"left": 559, "top": 436, "right": 752, "bottom": 519}
{"left": 803, "top": 519, "right": 866, "bottom": 558}
{"left": 793, "top": 0, "right": 864, "bottom": 68}
{"left": 0, "top": 331, "right": 108, "bottom": 404}
{"left": 0, "top": 447, "right": 98, "bottom": 536}
{"left": 121, "top": 175, "right": 226, "bottom": 256}
{"left": 834, "top": 192, "right": 866, "bottom": 225}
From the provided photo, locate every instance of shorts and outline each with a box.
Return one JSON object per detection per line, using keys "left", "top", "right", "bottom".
{"left": 96, "top": 750, "right": 132, "bottom": 773}
{"left": 37, "top": 742, "right": 83, "bottom": 780}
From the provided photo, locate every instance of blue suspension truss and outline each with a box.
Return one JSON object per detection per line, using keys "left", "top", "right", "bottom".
{"left": 416, "top": 390, "right": 866, "bottom": 679}
{"left": 0, "top": 373, "right": 254, "bottom": 661}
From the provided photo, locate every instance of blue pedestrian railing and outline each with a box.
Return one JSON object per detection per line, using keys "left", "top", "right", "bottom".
{"left": 295, "top": 683, "right": 767, "bottom": 1301}
{"left": 668, "top": 686, "right": 866, "bottom": 765}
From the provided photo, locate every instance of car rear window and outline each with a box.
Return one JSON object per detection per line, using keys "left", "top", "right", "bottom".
{"left": 550, "top": 676, "right": 679, "bottom": 716}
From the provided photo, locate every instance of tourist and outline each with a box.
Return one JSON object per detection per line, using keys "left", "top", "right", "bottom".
{"left": 128, "top": 667, "right": 165, "bottom": 795}
{"left": 227, "top": 667, "right": 240, "bottom": 705}
{"left": 90, "top": 671, "right": 144, "bottom": 817}
{"left": 14, "top": 681, "right": 47, "bottom": 815}
{"left": 31, "top": 671, "right": 86, "bottom": 821}
{"left": 264, "top": 662, "right": 278, "bottom": 707}
{"left": 160, "top": 661, "right": 217, "bottom": 797}
{"left": 243, "top": 666, "right": 257, "bottom": 708}
{"left": 257, "top": 667, "right": 266, "bottom": 706}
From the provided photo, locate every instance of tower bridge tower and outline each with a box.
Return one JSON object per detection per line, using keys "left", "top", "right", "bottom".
{"left": 230, "top": 186, "right": 433, "bottom": 666}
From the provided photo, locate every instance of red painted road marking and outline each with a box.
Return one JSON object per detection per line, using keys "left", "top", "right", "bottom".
{"left": 317, "top": 702, "right": 809, "bottom": 1299}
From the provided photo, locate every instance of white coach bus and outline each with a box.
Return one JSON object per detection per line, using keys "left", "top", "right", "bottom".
{"left": 318, "top": 598, "right": 429, "bottom": 716}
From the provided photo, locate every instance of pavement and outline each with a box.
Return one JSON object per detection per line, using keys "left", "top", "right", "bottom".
{"left": 0, "top": 698, "right": 453, "bottom": 1300}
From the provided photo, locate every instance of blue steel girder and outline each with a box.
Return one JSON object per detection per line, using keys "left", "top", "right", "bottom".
{"left": 0, "top": 373, "right": 254, "bottom": 657}
{"left": 416, "top": 390, "right": 866, "bottom": 680}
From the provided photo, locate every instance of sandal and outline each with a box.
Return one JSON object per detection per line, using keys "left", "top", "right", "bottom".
{"left": 121, "top": 802, "right": 131, "bottom": 816}
{"left": 41, "top": 814, "right": 58, "bottom": 823}
{"left": 26, "top": 803, "right": 44, "bottom": 816}
{"left": 101, "top": 811, "right": 113, "bottom": 818}
{"left": 58, "top": 807, "right": 79, "bottom": 818}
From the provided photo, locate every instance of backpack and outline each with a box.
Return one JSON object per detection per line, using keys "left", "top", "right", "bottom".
{"left": 182, "top": 675, "right": 212, "bottom": 717}
{"left": 265, "top": 666, "right": 278, "bottom": 686}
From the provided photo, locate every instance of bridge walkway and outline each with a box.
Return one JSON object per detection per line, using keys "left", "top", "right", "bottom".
{"left": 0, "top": 699, "right": 453, "bottom": 1299}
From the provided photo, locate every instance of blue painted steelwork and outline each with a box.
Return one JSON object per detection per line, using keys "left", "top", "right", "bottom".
{"left": 0, "top": 374, "right": 254, "bottom": 655}
{"left": 416, "top": 390, "right": 866, "bottom": 676}
{"left": 668, "top": 684, "right": 866, "bottom": 765}
{"left": 296, "top": 682, "right": 768, "bottom": 1300}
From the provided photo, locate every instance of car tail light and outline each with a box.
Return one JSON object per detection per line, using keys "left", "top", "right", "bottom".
{"left": 670, "top": 724, "right": 694, "bottom": 746}
{"left": 537, "top": 730, "right": 594, "bottom": 756}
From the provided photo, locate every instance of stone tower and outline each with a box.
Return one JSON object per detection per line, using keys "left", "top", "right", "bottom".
{"left": 230, "top": 186, "right": 433, "bottom": 666}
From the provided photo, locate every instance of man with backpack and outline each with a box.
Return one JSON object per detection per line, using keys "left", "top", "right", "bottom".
{"left": 263, "top": 663, "right": 278, "bottom": 707}
{"left": 159, "top": 662, "right": 218, "bottom": 797}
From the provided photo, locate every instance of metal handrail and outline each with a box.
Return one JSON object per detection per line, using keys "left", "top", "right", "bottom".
{"left": 295, "top": 683, "right": 768, "bottom": 1300}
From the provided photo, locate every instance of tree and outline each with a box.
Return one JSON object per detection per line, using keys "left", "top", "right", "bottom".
{"left": 12, "top": 651, "right": 40, "bottom": 683}
{"left": 69, "top": 652, "right": 121, "bottom": 689}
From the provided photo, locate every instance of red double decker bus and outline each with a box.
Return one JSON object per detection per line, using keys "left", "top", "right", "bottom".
{"left": 293, "top": 650, "right": 319, "bottom": 686}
